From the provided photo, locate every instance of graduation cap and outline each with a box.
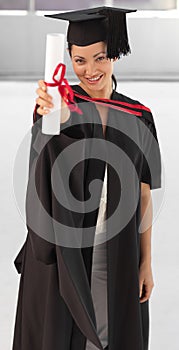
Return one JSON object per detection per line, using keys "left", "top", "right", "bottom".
{"left": 45, "top": 6, "right": 137, "bottom": 60}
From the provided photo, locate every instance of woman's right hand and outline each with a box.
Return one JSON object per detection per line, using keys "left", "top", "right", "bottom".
{"left": 35, "top": 80, "right": 54, "bottom": 115}
{"left": 35, "top": 80, "right": 71, "bottom": 123}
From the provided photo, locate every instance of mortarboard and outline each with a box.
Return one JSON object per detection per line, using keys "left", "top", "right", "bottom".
{"left": 45, "top": 6, "right": 137, "bottom": 60}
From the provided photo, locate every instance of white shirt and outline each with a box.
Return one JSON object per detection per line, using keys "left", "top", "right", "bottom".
{"left": 95, "top": 164, "right": 107, "bottom": 235}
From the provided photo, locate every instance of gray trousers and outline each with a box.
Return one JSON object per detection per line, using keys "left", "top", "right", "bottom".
{"left": 85, "top": 238, "right": 108, "bottom": 350}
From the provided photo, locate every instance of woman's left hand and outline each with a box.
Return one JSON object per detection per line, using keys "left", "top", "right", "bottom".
{"left": 139, "top": 261, "right": 154, "bottom": 303}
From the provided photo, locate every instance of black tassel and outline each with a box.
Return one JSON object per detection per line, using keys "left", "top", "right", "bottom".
{"left": 99, "top": 9, "right": 131, "bottom": 60}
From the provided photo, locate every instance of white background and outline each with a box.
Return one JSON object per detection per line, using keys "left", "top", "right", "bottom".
{"left": 0, "top": 3, "right": 178, "bottom": 350}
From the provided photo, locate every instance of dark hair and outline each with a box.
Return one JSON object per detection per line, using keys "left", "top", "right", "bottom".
{"left": 111, "top": 74, "right": 117, "bottom": 91}
{"left": 68, "top": 42, "right": 117, "bottom": 91}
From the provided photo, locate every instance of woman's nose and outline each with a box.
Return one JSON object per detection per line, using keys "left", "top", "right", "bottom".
{"left": 85, "top": 62, "right": 96, "bottom": 76}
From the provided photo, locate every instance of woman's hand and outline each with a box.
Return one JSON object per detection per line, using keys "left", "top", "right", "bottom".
{"left": 35, "top": 80, "right": 70, "bottom": 123}
{"left": 36, "top": 80, "right": 54, "bottom": 115}
{"left": 139, "top": 260, "right": 154, "bottom": 303}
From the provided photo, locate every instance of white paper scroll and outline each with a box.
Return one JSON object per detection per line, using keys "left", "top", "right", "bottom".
{"left": 42, "top": 33, "right": 65, "bottom": 135}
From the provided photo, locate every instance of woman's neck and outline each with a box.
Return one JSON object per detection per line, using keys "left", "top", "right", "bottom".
{"left": 78, "top": 81, "right": 113, "bottom": 100}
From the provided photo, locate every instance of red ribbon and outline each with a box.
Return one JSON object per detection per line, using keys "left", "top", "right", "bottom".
{"left": 45, "top": 63, "right": 83, "bottom": 115}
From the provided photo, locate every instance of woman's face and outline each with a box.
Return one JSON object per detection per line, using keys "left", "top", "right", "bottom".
{"left": 70, "top": 42, "right": 115, "bottom": 94}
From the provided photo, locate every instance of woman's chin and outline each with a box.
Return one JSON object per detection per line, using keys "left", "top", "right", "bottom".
{"left": 83, "top": 82, "right": 105, "bottom": 93}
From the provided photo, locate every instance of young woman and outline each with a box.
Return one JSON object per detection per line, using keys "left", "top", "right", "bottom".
{"left": 12, "top": 7, "right": 162, "bottom": 350}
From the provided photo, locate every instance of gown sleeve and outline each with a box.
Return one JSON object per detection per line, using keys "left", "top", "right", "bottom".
{"left": 25, "top": 104, "right": 85, "bottom": 266}
{"left": 140, "top": 111, "right": 162, "bottom": 190}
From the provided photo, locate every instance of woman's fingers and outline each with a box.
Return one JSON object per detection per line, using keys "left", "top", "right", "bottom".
{"left": 36, "top": 80, "right": 47, "bottom": 98}
{"left": 35, "top": 97, "right": 53, "bottom": 115}
{"left": 35, "top": 81, "right": 70, "bottom": 116}
{"left": 139, "top": 281, "right": 153, "bottom": 303}
{"left": 139, "top": 262, "right": 154, "bottom": 303}
{"left": 35, "top": 96, "right": 53, "bottom": 109}
{"left": 36, "top": 105, "right": 50, "bottom": 115}
{"left": 38, "top": 79, "right": 46, "bottom": 91}
{"left": 35, "top": 80, "right": 53, "bottom": 115}
{"left": 36, "top": 87, "right": 52, "bottom": 102}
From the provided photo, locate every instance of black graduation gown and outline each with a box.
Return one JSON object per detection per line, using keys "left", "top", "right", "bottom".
{"left": 12, "top": 85, "right": 162, "bottom": 350}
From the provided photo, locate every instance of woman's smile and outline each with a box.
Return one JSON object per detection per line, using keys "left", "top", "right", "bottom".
{"left": 85, "top": 74, "right": 104, "bottom": 84}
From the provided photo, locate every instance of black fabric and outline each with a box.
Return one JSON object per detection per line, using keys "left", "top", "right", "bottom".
{"left": 44, "top": 6, "right": 137, "bottom": 59}
{"left": 140, "top": 116, "right": 161, "bottom": 189}
{"left": 12, "top": 85, "right": 161, "bottom": 350}
{"left": 67, "top": 18, "right": 107, "bottom": 47}
{"left": 44, "top": 6, "right": 136, "bottom": 22}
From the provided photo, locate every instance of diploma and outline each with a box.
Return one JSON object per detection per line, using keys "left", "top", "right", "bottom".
{"left": 42, "top": 33, "right": 65, "bottom": 135}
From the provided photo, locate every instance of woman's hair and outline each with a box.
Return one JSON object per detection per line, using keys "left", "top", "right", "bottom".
{"left": 68, "top": 42, "right": 117, "bottom": 91}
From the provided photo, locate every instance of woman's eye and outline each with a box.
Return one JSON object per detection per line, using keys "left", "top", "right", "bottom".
{"left": 97, "top": 56, "right": 106, "bottom": 62}
{"left": 75, "top": 59, "right": 84, "bottom": 64}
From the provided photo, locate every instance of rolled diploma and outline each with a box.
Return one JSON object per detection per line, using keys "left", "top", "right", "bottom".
{"left": 42, "top": 33, "right": 65, "bottom": 135}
